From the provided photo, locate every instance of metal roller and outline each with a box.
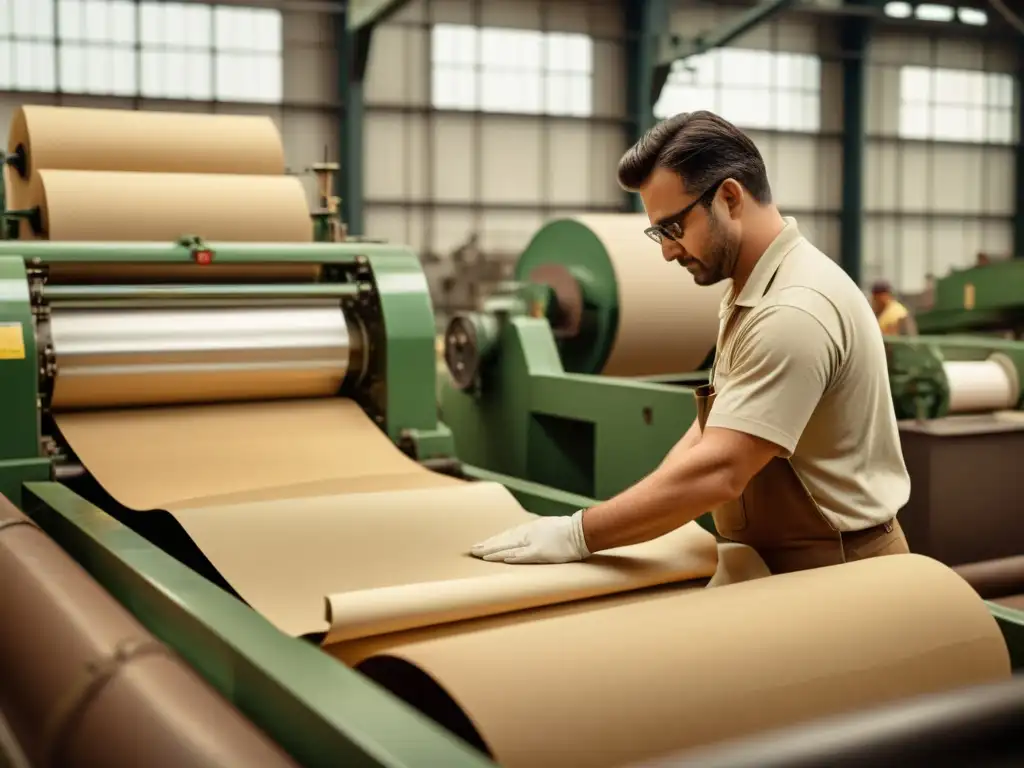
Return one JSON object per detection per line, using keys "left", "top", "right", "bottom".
{"left": 45, "top": 302, "right": 363, "bottom": 410}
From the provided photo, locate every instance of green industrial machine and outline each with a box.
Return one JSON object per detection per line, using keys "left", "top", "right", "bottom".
{"left": 440, "top": 216, "right": 711, "bottom": 505}
{"left": 885, "top": 335, "right": 1024, "bottom": 420}
{"left": 0, "top": 229, "right": 607, "bottom": 768}
{"left": 914, "top": 259, "right": 1024, "bottom": 336}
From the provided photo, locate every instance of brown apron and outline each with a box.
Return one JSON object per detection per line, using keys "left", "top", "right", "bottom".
{"left": 694, "top": 384, "right": 909, "bottom": 575}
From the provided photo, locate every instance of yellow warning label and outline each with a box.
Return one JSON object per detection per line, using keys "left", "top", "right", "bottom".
{"left": 0, "top": 322, "right": 25, "bottom": 360}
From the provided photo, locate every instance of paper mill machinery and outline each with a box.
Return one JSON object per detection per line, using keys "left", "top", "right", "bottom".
{"left": 913, "top": 256, "right": 1024, "bottom": 337}
{"left": 0, "top": 235, "right": 648, "bottom": 767}
{"left": 4, "top": 104, "right": 1024, "bottom": 768}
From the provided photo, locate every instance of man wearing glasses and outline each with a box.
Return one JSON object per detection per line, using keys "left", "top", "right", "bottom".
{"left": 471, "top": 111, "right": 911, "bottom": 576}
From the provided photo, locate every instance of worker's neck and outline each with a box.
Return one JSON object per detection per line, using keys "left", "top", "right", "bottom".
{"left": 730, "top": 206, "right": 786, "bottom": 297}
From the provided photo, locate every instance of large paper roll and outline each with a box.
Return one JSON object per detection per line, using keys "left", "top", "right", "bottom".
{"left": 20, "top": 168, "right": 312, "bottom": 242}
{"left": 53, "top": 398, "right": 719, "bottom": 637}
{"left": 337, "top": 554, "right": 1010, "bottom": 767}
{"left": 518, "top": 214, "right": 727, "bottom": 376}
{"left": 7, "top": 105, "right": 285, "bottom": 179}
{"left": 578, "top": 214, "right": 727, "bottom": 376}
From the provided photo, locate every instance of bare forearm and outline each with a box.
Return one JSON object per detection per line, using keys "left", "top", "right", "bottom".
{"left": 659, "top": 418, "right": 701, "bottom": 468}
{"left": 581, "top": 443, "right": 738, "bottom": 552}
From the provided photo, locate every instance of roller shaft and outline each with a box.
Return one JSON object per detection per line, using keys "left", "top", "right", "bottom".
{"left": 47, "top": 303, "right": 357, "bottom": 410}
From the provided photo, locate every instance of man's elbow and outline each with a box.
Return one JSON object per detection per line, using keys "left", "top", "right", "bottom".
{"left": 717, "top": 459, "right": 752, "bottom": 503}
{"left": 662, "top": 450, "right": 749, "bottom": 506}
{"left": 710, "top": 446, "right": 776, "bottom": 502}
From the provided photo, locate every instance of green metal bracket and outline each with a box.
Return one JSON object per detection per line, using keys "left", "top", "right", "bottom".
{"left": 362, "top": 247, "right": 455, "bottom": 458}
{"left": 347, "top": 0, "right": 410, "bottom": 31}
{"left": 0, "top": 255, "right": 47, "bottom": 505}
{"left": 651, "top": 0, "right": 800, "bottom": 100}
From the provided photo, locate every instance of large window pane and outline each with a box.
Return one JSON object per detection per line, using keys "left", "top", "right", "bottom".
{"left": 430, "top": 23, "right": 593, "bottom": 117}
{"left": 898, "top": 65, "right": 1016, "bottom": 144}
{"left": 655, "top": 47, "right": 821, "bottom": 133}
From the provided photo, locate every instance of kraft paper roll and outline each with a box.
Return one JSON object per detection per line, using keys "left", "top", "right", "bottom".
{"left": 576, "top": 213, "right": 727, "bottom": 377}
{"left": 336, "top": 554, "right": 1010, "bottom": 767}
{"left": 7, "top": 105, "right": 285, "bottom": 179}
{"left": 20, "top": 169, "right": 312, "bottom": 243}
{"left": 53, "top": 398, "right": 719, "bottom": 637}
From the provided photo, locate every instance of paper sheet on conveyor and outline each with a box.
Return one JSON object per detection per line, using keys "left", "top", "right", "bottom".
{"left": 56, "top": 399, "right": 1012, "bottom": 766}
{"left": 38, "top": 105, "right": 1012, "bottom": 765}
{"left": 55, "top": 398, "right": 719, "bottom": 639}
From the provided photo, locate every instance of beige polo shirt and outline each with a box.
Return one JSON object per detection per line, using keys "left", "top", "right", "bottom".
{"left": 706, "top": 217, "right": 910, "bottom": 532}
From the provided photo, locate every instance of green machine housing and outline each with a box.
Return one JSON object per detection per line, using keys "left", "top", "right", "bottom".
{"left": 0, "top": 234, "right": 600, "bottom": 768}
{"left": 440, "top": 216, "right": 712, "bottom": 509}
{"left": 914, "top": 258, "right": 1024, "bottom": 336}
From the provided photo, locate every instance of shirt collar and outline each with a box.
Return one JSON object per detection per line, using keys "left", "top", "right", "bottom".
{"left": 723, "top": 217, "right": 804, "bottom": 311}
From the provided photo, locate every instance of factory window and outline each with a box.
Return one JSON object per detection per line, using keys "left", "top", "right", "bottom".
{"left": 0, "top": 0, "right": 283, "bottom": 104}
{"left": 0, "top": 0, "right": 58, "bottom": 92}
{"left": 898, "top": 66, "right": 1016, "bottom": 144}
{"left": 654, "top": 48, "right": 821, "bottom": 133}
{"left": 431, "top": 23, "right": 593, "bottom": 118}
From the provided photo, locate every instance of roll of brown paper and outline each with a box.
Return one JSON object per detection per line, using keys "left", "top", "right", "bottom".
{"left": 7, "top": 105, "right": 285, "bottom": 180}
{"left": 336, "top": 554, "right": 1010, "bottom": 768}
{"left": 20, "top": 169, "right": 312, "bottom": 242}
{"left": 574, "top": 214, "right": 727, "bottom": 377}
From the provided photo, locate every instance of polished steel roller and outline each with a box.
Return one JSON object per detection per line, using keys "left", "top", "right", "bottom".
{"left": 46, "top": 302, "right": 359, "bottom": 410}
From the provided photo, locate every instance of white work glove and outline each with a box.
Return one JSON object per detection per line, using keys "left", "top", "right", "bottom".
{"left": 470, "top": 510, "right": 591, "bottom": 564}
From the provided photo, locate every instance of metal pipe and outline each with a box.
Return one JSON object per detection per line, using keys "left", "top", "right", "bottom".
{"left": 48, "top": 303, "right": 357, "bottom": 410}
{"left": 43, "top": 283, "right": 365, "bottom": 302}
{"left": 0, "top": 495, "right": 300, "bottom": 768}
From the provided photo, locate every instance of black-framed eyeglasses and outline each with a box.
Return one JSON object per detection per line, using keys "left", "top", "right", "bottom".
{"left": 643, "top": 178, "right": 726, "bottom": 245}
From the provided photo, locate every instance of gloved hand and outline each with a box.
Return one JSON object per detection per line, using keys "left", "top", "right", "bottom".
{"left": 470, "top": 510, "right": 590, "bottom": 564}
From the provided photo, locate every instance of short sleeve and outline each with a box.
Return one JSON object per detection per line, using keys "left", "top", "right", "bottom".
{"left": 706, "top": 304, "right": 840, "bottom": 456}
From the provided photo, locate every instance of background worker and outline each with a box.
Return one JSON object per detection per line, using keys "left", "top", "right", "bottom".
{"left": 871, "top": 280, "right": 918, "bottom": 336}
{"left": 471, "top": 111, "right": 911, "bottom": 574}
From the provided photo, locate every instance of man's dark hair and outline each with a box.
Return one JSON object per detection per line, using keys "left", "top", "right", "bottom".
{"left": 616, "top": 111, "right": 772, "bottom": 204}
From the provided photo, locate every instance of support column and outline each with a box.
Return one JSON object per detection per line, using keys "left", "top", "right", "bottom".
{"left": 335, "top": 2, "right": 412, "bottom": 236}
{"left": 839, "top": 17, "right": 871, "bottom": 286}
{"left": 623, "top": 0, "right": 668, "bottom": 212}
{"left": 1014, "top": 63, "right": 1024, "bottom": 257}
{"left": 335, "top": 13, "right": 366, "bottom": 236}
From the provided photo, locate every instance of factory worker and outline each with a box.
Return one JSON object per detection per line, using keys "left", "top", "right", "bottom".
{"left": 471, "top": 111, "right": 911, "bottom": 574}
{"left": 871, "top": 280, "right": 917, "bottom": 336}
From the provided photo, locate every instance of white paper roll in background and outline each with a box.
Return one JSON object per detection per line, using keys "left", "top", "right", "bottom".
{"left": 944, "top": 355, "right": 1019, "bottom": 414}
